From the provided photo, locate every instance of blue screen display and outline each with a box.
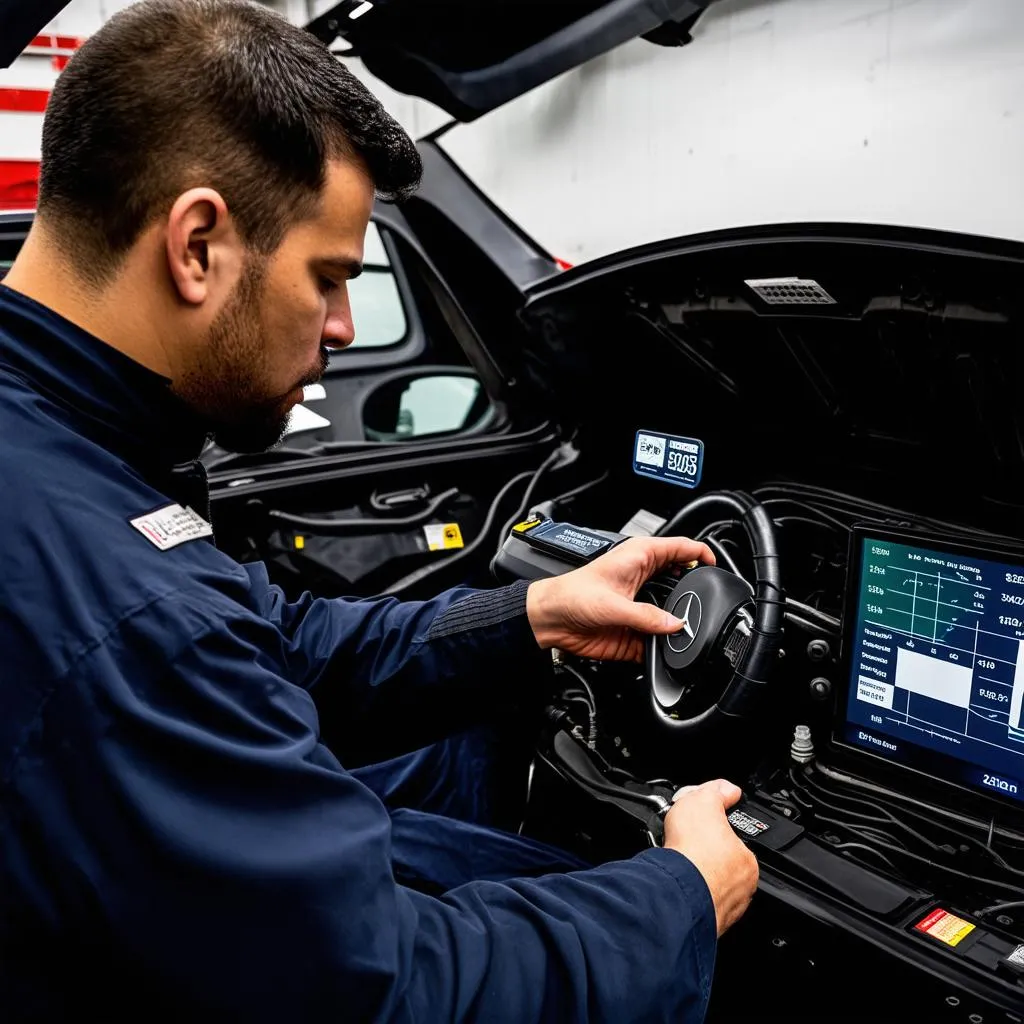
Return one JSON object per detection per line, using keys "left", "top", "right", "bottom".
{"left": 843, "top": 536, "right": 1024, "bottom": 805}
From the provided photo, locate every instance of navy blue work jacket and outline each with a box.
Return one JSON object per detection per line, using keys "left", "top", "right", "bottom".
{"left": 0, "top": 284, "right": 715, "bottom": 1021}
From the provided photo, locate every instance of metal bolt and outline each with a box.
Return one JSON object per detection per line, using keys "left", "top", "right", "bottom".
{"left": 810, "top": 677, "right": 832, "bottom": 700}
{"left": 807, "top": 639, "right": 831, "bottom": 662}
{"left": 996, "top": 914, "right": 1014, "bottom": 926}
{"left": 945, "top": 996, "right": 959, "bottom": 1007}
{"left": 969, "top": 1014, "right": 983, "bottom": 1023}
{"left": 771, "top": 937, "right": 787, "bottom": 948}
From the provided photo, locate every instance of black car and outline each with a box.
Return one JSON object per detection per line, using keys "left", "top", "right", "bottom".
{"left": 4, "top": 2, "right": 1024, "bottom": 1020}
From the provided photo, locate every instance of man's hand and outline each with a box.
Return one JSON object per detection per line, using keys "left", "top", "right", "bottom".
{"left": 664, "top": 780, "right": 758, "bottom": 936}
{"left": 525, "top": 536, "right": 714, "bottom": 662}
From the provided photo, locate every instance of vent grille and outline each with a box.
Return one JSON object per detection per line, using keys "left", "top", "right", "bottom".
{"left": 745, "top": 277, "right": 836, "bottom": 305}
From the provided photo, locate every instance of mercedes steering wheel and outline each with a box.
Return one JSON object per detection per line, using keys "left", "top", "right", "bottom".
{"left": 643, "top": 492, "right": 784, "bottom": 733}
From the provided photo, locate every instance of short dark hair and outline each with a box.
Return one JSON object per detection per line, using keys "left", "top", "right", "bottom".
{"left": 37, "top": 0, "right": 422, "bottom": 283}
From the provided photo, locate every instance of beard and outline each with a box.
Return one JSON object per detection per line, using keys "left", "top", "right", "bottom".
{"left": 174, "top": 260, "right": 328, "bottom": 454}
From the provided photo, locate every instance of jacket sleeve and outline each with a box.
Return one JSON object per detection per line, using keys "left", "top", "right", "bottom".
{"left": 18, "top": 586, "right": 717, "bottom": 1023}
{"left": 241, "top": 563, "right": 556, "bottom": 756}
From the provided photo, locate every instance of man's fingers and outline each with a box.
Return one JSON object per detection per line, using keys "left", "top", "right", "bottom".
{"left": 672, "top": 779, "right": 743, "bottom": 808}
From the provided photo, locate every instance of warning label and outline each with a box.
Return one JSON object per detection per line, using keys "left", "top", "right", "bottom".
{"left": 1006, "top": 944, "right": 1024, "bottom": 966}
{"left": 913, "top": 909, "right": 976, "bottom": 947}
{"left": 424, "top": 522, "right": 464, "bottom": 551}
{"left": 727, "top": 810, "right": 771, "bottom": 838}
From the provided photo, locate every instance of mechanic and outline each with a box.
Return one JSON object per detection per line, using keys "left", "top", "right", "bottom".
{"left": 0, "top": 2, "right": 757, "bottom": 1020}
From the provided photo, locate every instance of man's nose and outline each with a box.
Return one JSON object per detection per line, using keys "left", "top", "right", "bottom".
{"left": 322, "top": 312, "right": 355, "bottom": 351}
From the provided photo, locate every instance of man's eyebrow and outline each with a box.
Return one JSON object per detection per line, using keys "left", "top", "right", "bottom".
{"left": 320, "top": 257, "right": 363, "bottom": 280}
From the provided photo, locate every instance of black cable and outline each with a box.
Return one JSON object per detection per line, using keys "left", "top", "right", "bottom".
{"left": 546, "top": 471, "right": 609, "bottom": 507}
{"left": 810, "top": 812, "right": 1024, "bottom": 897}
{"left": 557, "top": 662, "right": 598, "bottom": 749}
{"left": 784, "top": 612, "right": 834, "bottom": 635}
{"left": 853, "top": 826, "right": 910, "bottom": 851}
{"left": 267, "top": 487, "right": 460, "bottom": 535}
{"left": 794, "top": 768, "right": 1024, "bottom": 878}
{"left": 657, "top": 492, "right": 749, "bottom": 537}
{"left": 813, "top": 763, "right": 1024, "bottom": 846}
{"left": 494, "top": 446, "right": 570, "bottom": 560}
{"left": 790, "top": 769, "right": 942, "bottom": 852}
{"left": 755, "top": 483, "right": 1008, "bottom": 540}
{"left": 831, "top": 842, "right": 899, "bottom": 872}
{"left": 787, "top": 599, "right": 841, "bottom": 629}
{"left": 976, "top": 899, "right": 1024, "bottom": 918}
{"left": 704, "top": 536, "right": 742, "bottom": 577}
{"left": 759, "top": 499, "right": 850, "bottom": 533}
{"left": 798, "top": 767, "right": 1024, "bottom": 871}
{"left": 695, "top": 519, "right": 741, "bottom": 540}
{"left": 774, "top": 514, "right": 847, "bottom": 534}
{"left": 382, "top": 471, "right": 534, "bottom": 595}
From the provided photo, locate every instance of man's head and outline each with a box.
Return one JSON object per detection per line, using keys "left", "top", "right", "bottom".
{"left": 27, "top": 0, "right": 421, "bottom": 452}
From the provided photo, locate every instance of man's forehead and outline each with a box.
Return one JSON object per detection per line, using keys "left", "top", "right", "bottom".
{"left": 318, "top": 158, "right": 375, "bottom": 229}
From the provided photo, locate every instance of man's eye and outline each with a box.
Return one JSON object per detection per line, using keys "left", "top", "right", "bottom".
{"left": 319, "top": 276, "right": 338, "bottom": 294}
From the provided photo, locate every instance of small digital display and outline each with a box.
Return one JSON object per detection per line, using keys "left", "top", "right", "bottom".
{"left": 632, "top": 430, "right": 704, "bottom": 489}
{"left": 840, "top": 533, "right": 1024, "bottom": 807}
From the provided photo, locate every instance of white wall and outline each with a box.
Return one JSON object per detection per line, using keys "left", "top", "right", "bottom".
{"left": 346, "top": 0, "right": 1024, "bottom": 265}
{"left": 7, "top": 0, "right": 1024, "bottom": 265}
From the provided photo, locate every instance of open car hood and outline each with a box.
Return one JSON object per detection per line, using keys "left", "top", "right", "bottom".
{"left": 4, "top": 0, "right": 713, "bottom": 118}
{"left": 515, "top": 224, "right": 1024, "bottom": 526}
{"left": 307, "top": 0, "right": 714, "bottom": 121}
{"left": 0, "top": 1, "right": 70, "bottom": 67}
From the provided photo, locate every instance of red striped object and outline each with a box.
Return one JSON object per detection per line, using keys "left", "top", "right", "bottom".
{"left": 0, "top": 88, "right": 49, "bottom": 114}
{"left": 0, "top": 160, "right": 40, "bottom": 211}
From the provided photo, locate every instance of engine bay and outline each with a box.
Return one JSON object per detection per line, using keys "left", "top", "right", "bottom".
{"left": 505, "top": 480, "right": 1024, "bottom": 1020}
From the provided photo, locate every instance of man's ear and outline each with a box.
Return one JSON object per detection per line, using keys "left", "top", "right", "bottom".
{"left": 165, "top": 188, "right": 243, "bottom": 306}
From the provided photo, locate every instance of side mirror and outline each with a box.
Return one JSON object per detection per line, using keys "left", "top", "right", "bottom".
{"left": 362, "top": 371, "right": 497, "bottom": 442}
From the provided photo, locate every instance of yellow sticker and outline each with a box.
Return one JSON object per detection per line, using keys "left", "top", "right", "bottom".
{"left": 424, "top": 523, "right": 465, "bottom": 551}
{"left": 914, "top": 908, "right": 975, "bottom": 947}
{"left": 441, "top": 523, "right": 463, "bottom": 549}
{"left": 512, "top": 518, "right": 542, "bottom": 533}
{"left": 294, "top": 535, "right": 305, "bottom": 550}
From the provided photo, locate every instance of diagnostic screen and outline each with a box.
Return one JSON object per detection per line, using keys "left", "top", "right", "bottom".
{"left": 842, "top": 535, "right": 1024, "bottom": 805}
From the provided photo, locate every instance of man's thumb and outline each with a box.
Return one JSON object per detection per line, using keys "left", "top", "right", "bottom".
{"left": 618, "top": 599, "right": 684, "bottom": 636}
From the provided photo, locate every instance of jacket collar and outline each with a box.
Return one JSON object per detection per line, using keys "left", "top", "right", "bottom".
{"left": 0, "top": 283, "right": 211, "bottom": 472}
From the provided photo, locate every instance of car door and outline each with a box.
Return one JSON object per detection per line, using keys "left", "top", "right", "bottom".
{"left": 1, "top": 0, "right": 717, "bottom": 602}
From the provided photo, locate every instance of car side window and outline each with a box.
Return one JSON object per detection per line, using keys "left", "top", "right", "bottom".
{"left": 347, "top": 222, "right": 408, "bottom": 349}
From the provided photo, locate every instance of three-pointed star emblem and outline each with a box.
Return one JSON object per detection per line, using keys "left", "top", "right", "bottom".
{"left": 668, "top": 592, "right": 702, "bottom": 653}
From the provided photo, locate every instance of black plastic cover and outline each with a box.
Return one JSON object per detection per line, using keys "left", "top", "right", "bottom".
{"left": 0, "top": 1, "right": 70, "bottom": 67}
{"left": 307, "top": 0, "right": 713, "bottom": 121}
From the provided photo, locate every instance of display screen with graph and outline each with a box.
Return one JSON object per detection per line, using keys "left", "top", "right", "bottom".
{"left": 839, "top": 530, "right": 1024, "bottom": 808}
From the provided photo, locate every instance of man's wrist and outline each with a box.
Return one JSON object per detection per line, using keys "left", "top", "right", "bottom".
{"left": 526, "top": 577, "right": 560, "bottom": 650}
